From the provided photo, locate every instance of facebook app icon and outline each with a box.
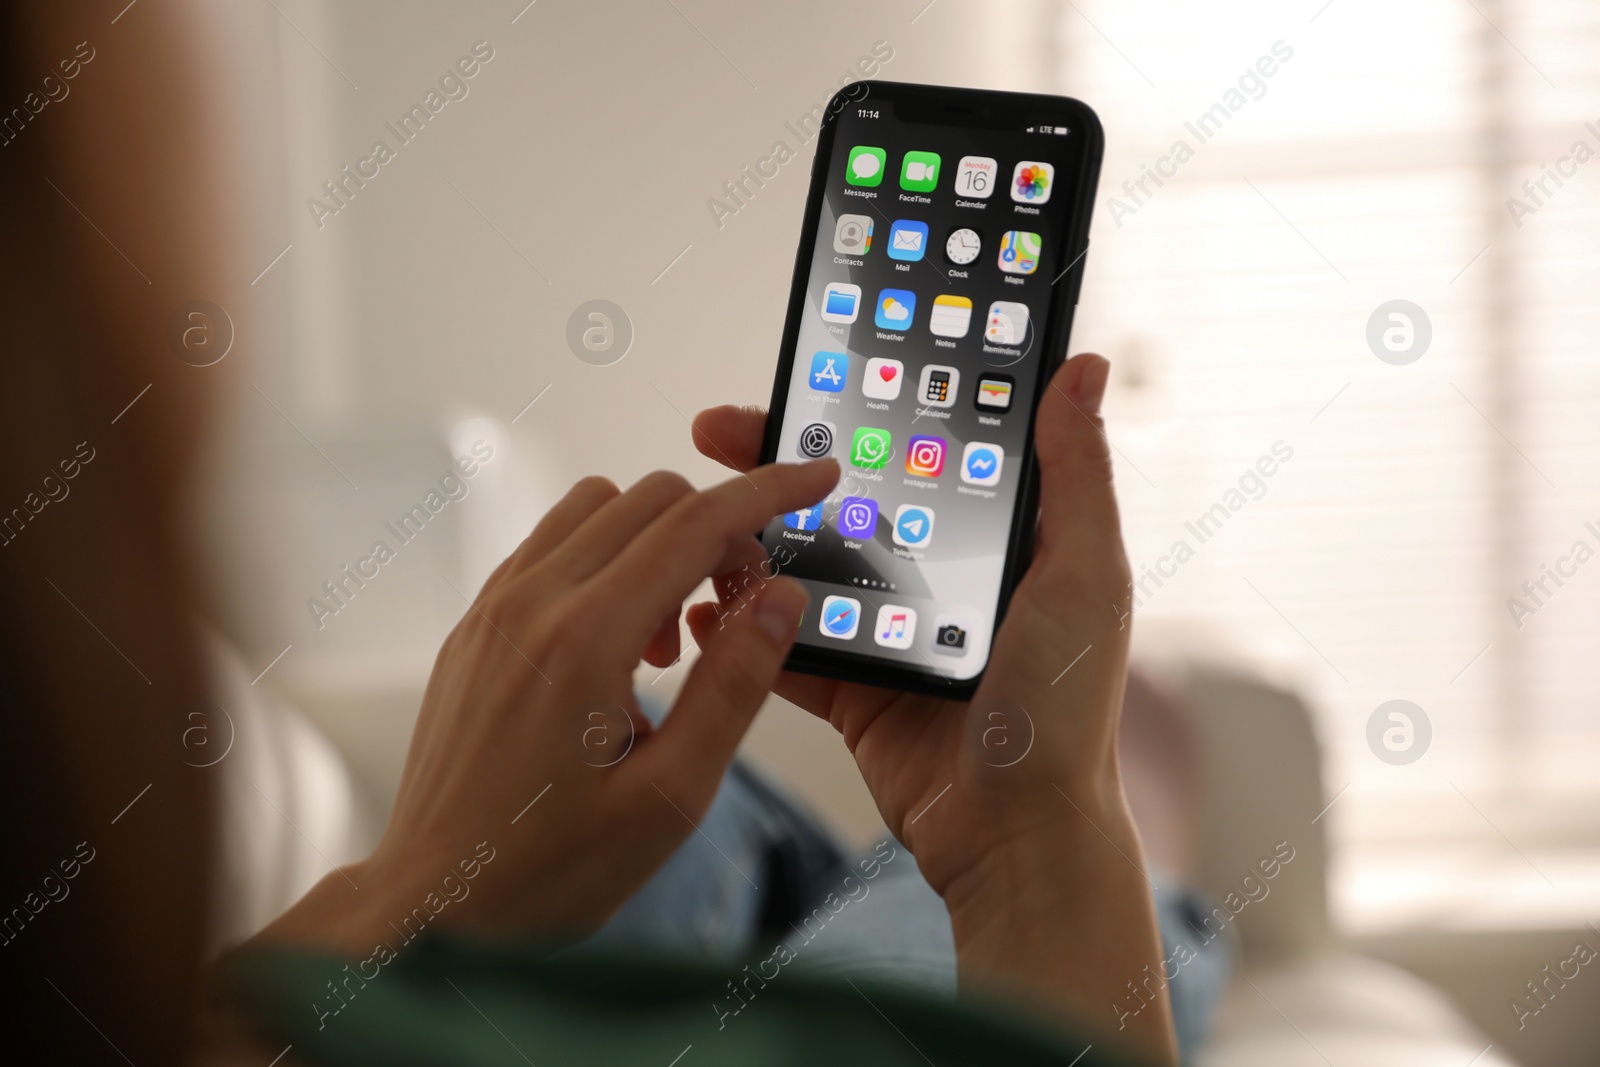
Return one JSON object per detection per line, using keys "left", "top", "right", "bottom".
{"left": 784, "top": 505, "right": 823, "bottom": 531}
{"left": 809, "top": 351, "right": 847, "bottom": 392}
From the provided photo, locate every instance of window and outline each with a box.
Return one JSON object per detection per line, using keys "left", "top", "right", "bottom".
{"left": 1052, "top": 0, "right": 1600, "bottom": 931}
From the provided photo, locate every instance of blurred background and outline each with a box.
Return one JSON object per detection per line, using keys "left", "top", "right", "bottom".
{"left": 110, "top": 0, "right": 1598, "bottom": 1062}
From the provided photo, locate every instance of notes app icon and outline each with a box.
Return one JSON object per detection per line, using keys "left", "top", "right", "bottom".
{"left": 928, "top": 294, "right": 973, "bottom": 338}
{"left": 874, "top": 604, "right": 917, "bottom": 649}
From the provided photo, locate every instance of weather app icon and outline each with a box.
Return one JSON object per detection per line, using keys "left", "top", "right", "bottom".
{"left": 874, "top": 288, "right": 916, "bottom": 331}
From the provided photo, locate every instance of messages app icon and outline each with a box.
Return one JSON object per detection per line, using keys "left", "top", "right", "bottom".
{"left": 851, "top": 426, "right": 892, "bottom": 469}
{"left": 847, "top": 146, "right": 886, "bottom": 187}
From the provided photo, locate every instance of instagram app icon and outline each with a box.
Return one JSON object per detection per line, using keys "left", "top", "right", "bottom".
{"left": 905, "top": 435, "right": 946, "bottom": 478}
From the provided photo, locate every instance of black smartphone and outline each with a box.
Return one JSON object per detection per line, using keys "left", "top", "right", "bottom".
{"left": 756, "top": 80, "right": 1103, "bottom": 699}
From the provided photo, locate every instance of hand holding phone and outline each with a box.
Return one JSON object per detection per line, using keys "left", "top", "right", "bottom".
{"left": 689, "top": 355, "right": 1177, "bottom": 1060}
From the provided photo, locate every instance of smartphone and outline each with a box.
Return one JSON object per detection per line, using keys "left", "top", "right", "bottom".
{"left": 756, "top": 80, "right": 1103, "bottom": 698}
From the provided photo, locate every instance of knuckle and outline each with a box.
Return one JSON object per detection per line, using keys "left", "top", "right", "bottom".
{"left": 633, "top": 470, "right": 694, "bottom": 501}
{"left": 572, "top": 474, "right": 621, "bottom": 502}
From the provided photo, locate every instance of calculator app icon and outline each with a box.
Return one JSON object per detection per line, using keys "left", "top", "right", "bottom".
{"left": 917, "top": 364, "right": 960, "bottom": 409}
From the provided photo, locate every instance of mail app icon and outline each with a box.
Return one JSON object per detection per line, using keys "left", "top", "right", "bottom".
{"left": 887, "top": 219, "right": 929, "bottom": 262}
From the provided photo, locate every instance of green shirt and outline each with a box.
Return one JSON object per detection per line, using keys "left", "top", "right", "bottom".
{"left": 217, "top": 936, "right": 1139, "bottom": 1066}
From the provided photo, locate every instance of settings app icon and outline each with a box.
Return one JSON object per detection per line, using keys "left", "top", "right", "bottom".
{"left": 797, "top": 421, "right": 836, "bottom": 459}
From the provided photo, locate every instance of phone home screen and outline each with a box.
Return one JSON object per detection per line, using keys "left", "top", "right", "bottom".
{"left": 763, "top": 97, "right": 1083, "bottom": 684}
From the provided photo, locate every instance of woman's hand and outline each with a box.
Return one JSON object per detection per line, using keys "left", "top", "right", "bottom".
{"left": 689, "top": 354, "right": 1177, "bottom": 1063}
{"left": 255, "top": 457, "right": 839, "bottom": 952}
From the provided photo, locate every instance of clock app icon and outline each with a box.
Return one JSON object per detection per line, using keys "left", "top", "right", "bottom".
{"left": 945, "top": 227, "right": 981, "bottom": 266}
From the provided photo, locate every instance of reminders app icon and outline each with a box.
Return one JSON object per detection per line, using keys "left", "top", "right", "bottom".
{"left": 821, "top": 283, "right": 861, "bottom": 323}
{"left": 985, "top": 301, "right": 1029, "bottom": 345}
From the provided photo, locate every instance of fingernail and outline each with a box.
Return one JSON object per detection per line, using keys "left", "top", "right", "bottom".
{"left": 754, "top": 581, "right": 807, "bottom": 646}
{"left": 1076, "top": 355, "right": 1111, "bottom": 416}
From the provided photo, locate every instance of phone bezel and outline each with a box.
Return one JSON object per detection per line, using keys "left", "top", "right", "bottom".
{"left": 758, "top": 80, "right": 1104, "bottom": 700}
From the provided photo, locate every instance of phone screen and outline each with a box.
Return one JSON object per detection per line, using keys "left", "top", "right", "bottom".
{"left": 760, "top": 85, "right": 1096, "bottom": 689}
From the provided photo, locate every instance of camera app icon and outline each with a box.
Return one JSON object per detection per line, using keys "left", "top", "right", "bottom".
{"left": 932, "top": 614, "right": 973, "bottom": 657}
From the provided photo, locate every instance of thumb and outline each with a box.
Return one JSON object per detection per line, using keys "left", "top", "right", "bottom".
{"left": 1035, "top": 353, "right": 1122, "bottom": 559}
{"left": 624, "top": 578, "right": 807, "bottom": 810}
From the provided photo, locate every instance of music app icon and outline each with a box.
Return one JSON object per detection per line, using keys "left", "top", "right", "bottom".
{"left": 874, "top": 604, "right": 917, "bottom": 650}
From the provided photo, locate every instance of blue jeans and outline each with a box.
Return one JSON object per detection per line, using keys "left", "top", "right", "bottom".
{"left": 578, "top": 753, "right": 1233, "bottom": 1062}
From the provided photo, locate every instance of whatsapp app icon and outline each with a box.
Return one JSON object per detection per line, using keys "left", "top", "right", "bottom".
{"left": 851, "top": 426, "right": 892, "bottom": 469}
